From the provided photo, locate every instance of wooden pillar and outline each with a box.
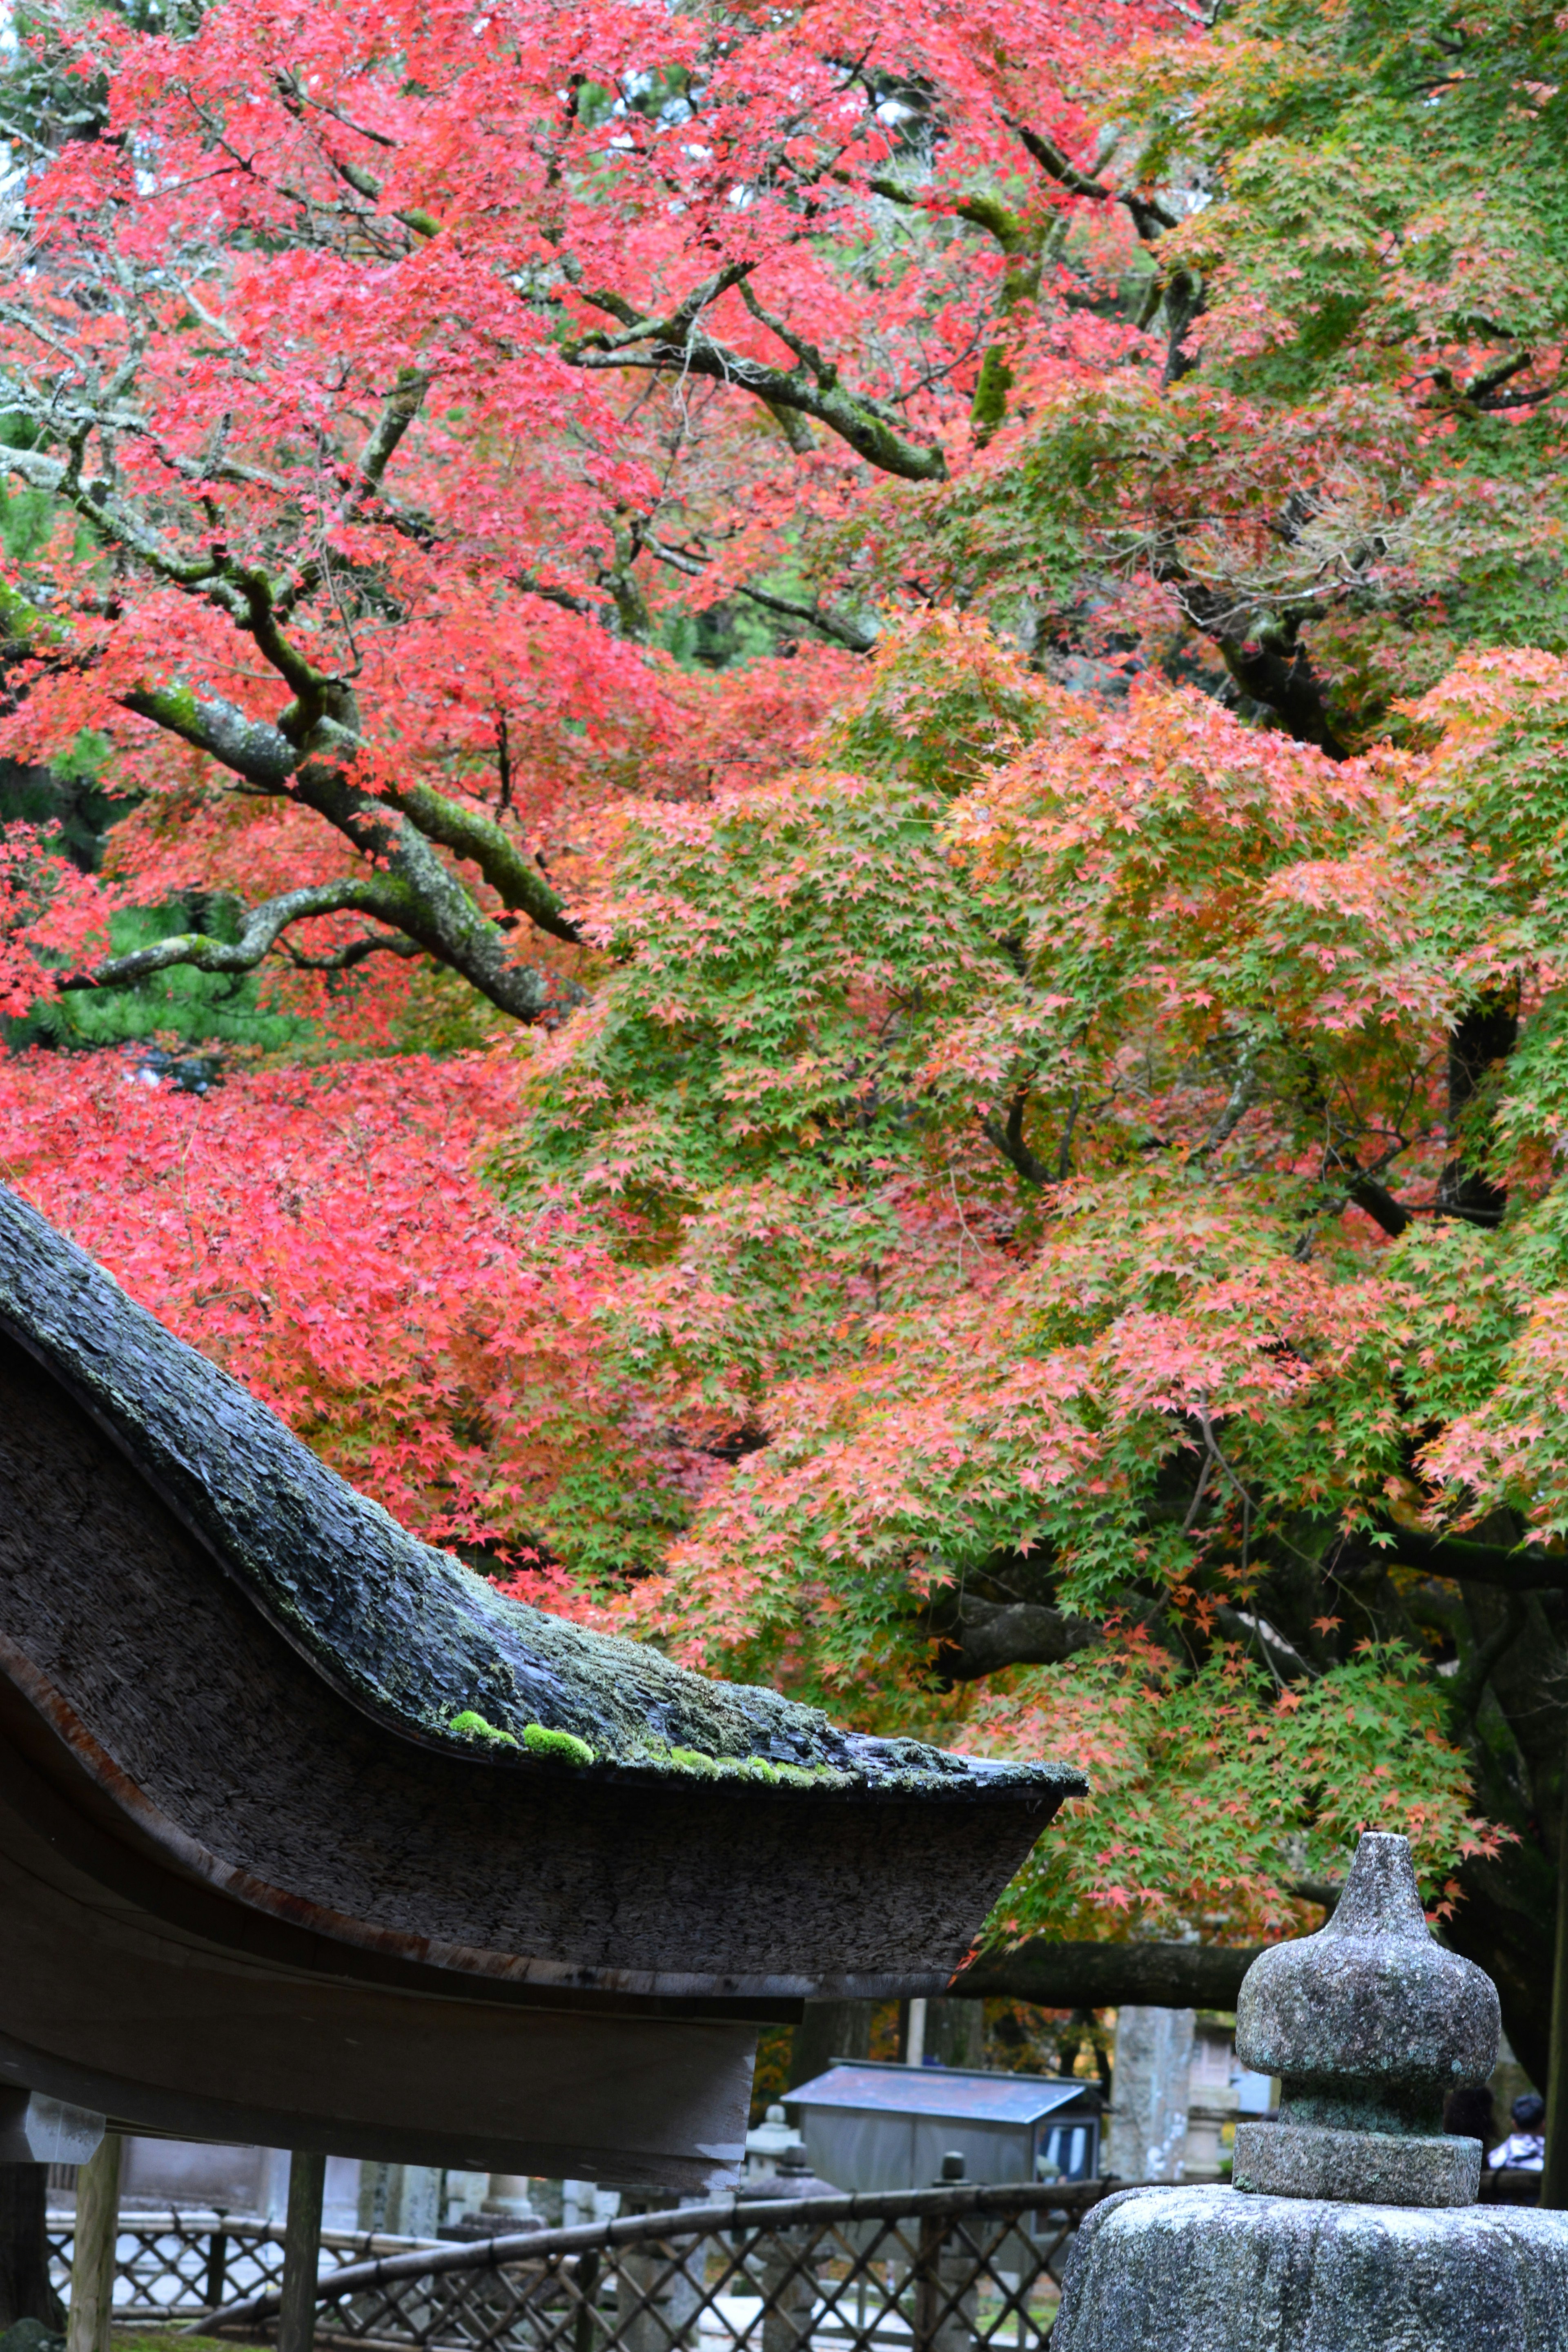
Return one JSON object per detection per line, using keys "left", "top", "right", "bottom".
{"left": 66, "top": 2131, "right": 121, "bottom": 2352}
{"left": 277, "top": 2151, "right": 327, "bottom": 2352}
{"left": 0, "top": 2164, "right": 65, "bottom": 2329}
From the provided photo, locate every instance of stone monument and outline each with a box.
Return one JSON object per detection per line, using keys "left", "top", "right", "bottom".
{"left": 1052, "top": 1830, "right": 1568, "bottom": 2350}
{"left": 1105, "top": 2008, "right": 1194, "bottom": 2183}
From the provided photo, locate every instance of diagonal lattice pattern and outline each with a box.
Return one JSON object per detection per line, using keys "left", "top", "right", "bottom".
{"left": 45, "top": 2213, "right": 436, "bottom": 2323}
{"left": 47, "top": 2183, "right": 1114, "bottom": 2352}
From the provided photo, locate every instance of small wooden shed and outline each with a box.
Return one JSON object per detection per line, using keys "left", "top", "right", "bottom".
{"left": 787, "top": 2061, "right": 1103, "bottom": 2193}
{"left": 0, "top": 1186, "right": 1084, "bottom": 2194}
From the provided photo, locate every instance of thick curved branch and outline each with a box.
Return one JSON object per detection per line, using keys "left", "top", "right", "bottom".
{"left": 0, "top": 442, "right": 246, "bottom": 613}
{"left": 0, "top": 314, "right": 574, "bottom": 1027}
{"left": 561, "top": 277, "right": 947, "bottom": 484}
{"left": 732, "top": 581, "right": 877, "bottom": 652}
{"left": 57, "top": 880, "right": 411, "bottom": 991}
{"left": 283, "top": 931, "right": 425, "bottom": 972}
{"left": 119, "top": 687, "right": 298, "bottom": 789}
{"left": 1331, "top": 1164, "right": 1509, "bottom": 1240}
{"left": 569, "top": 337, "right": 946, "bottom": 480}
{"left": 1343, "top": 1169, "right": 1412, "bottom": 1237}
{"left": 1154, "top": 561, "right": 1348, "bottom": 757}
{"left": 261, "top": 68, "right": 441, "bottom": 243}
{"left": 1003, "top": 116, "right": 1177, "bottom": 244}
{"left": 383, "top": 780, "right": 581, "bottom": 943}
{"left": 982, "top": 1086, "right": 1051, "bottom": 1185}
{"left": 278, "top": 737, "right": 562, "bottom": 1020}
{"left": 643, "top": 532, "right": 877, "bottom": 652}
{"left": 1375, "top": 1525, "right": 1568, "bottom": 1594}
{"left": 0, "top": 578, "right": 568, "bottom": 1023}
{"left": 122, "top": 685, "right": 580, "bottom": 945}
{"left": 866, "top": 179, "right": 1035, "bottom": 261}
{"left": 935, "top": 1600, "right": 1102, "bottom": 1682}
{"left": 1447, "top": 1591, "right": 1529, "bottom": 1729}
{"left": 113, "top": 651, "right": 580, "bottom": 969}
{"left": 952, "top": 1939, "right": 1264, "bottom": 2009}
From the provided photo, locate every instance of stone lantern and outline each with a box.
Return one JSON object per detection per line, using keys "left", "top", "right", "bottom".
{"left": 1051, "top": 1831, "right": 1568, "bottom": 2350}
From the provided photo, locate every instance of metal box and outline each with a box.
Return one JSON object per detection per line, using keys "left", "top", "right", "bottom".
{"left": 786, "top": 2061, "right": 1102, "bottom": 2190}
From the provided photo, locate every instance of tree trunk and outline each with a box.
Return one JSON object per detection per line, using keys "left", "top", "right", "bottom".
{"left": 1446, "top": 1841, "right": 1555, "bottom": 2092}
{"left": 0, "top": 2165, "right": 64, "bottom": 2331}
{"left": 924, "top": 1998, "right": 985, "bottom": 2069}
{"left": 788, "top": 2000, "right": 872, "bottom": 2089}
{"left": 1437, "top": 995, "right": 1518, "bottom": 1226}
{"left": 1105, "top": 2008, "right": 1195, "bottom": 2181}
{"left": 1443, "top": 1578, "right": 1563, "bottom": 2092}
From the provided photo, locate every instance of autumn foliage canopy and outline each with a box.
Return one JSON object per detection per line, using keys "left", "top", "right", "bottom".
{"left": 3, "top": 0, "right": 1568, "bottom": 2070}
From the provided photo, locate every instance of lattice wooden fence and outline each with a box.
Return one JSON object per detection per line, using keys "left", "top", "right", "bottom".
{"left": 227, "top": 2183, "right": 1109, "bottom": 2352}
{"left": 45, "top": 2212, "right": 434, "bottom": 2329}
{"left": 48, "top": 2183, "right": 1112, "bottom": 2352}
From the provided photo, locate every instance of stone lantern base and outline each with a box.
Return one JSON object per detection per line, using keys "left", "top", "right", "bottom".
{"left": 1055, "top": 1833, "right": 1568, "bottom": 2349}
{"left": 1051, "top": 2185, "right": 1568, "bottom": 2352}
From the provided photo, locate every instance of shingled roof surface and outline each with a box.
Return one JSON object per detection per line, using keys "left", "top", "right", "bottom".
{"left": 0, "top": 1184, "right": 1083, "bottom": 1802}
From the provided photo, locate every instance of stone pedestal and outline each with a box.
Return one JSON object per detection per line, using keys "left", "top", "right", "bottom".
{"left": 479, "top": 2174, "right": 538, "bottom": 2224}
{"left": 1052, "top": 1831, "right": 1568, "bottom": 2350}
{"left": 1051, "top": 2185, "right": 1568, "bottom": 2351}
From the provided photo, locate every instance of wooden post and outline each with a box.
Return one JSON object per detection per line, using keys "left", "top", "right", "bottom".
{"left": 1543, "top": 1754, "right": 1568, "bottom": 2209}
{"left": 572, "top": 2247, "right": 601, "bottom": 2352}
{"left": 203, "top": 2214, "right": 229, "bottom": 2319}
{"left": 66, "top": 2131, "right": 121, "bottom": 2352}
{"left": 277, "top": 2151, "right": 327, "bottom": 2352}
{"left": 0, "top": 2164, "right": 66, "bottom": 2330}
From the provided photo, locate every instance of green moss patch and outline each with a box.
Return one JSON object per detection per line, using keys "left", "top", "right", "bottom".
{"left": 450, "top": 1711, "right": 597, "bottom": 1767}
{"left": 448, "top": 1709, "right": 519, "bottom": 1747}
{"left": 522, "top": 1722, "right": 597, "bottom": 1766}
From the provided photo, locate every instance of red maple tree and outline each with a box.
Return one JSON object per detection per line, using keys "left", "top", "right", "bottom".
{"left": 0, "top": 0, "right": 1177, "bottom": 1009}
{"left": 4, "top": 0, "right": 1568, "bottom": 2098}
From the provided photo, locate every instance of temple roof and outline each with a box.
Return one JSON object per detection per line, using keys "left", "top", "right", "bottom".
{"left": 0, "top": 1183, "right": 1087, "bottom": 2175}
{"left": 0, "top": 1181, "right": 1081, "bottom": 1800}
